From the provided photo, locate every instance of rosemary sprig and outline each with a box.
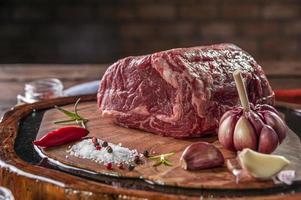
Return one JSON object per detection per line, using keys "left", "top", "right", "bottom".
{"left": 149, "top": 152, "right": 175, "bottom": 167}
{"left": 54, "top": 98, "right": 88, "bottom": 128}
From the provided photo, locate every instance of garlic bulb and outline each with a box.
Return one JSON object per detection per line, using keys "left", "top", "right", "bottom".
{"left": 218, "top": 105, "right": 286, "bottom": 153}
{"left": 218, "top": 70, "right": 287, "bottom": 154}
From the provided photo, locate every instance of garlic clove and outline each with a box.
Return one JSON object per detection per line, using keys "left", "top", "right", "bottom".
{"left": 218, "top": 114, "right": 238, "bottom": 151}
{"left": 180, "top": 142, "right": 224, "bottom": 170}
{"left": 262, "top": 110, "right": 287, "bottom": 143}
{"left": 238, "top": 148, "right": 290, "bottom": 179}
{"left": 255, "top": 104, "right": 280, "bottom": 116}
{"left": 219, "top": 110, "right": 234, "bottom": 125}
{"left": 258, "top": 125, "right": 279, "bottom": 154}
{"left": 233, "top": 116, "right": 257, "bottom": 151}
{"left": 246, "top": 111, "right": 264, "bottom": 136}
{"left": 220, "top": 108, "right": 242, "bottom": 125}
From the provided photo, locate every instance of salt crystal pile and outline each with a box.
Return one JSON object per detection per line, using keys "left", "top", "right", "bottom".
{"left": 68, "top": 138, "right": 140, "bottom": 165}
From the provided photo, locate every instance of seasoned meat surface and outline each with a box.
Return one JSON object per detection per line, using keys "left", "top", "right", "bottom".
{"left": 97, "top": 43, "right": 274, "bottom": 138}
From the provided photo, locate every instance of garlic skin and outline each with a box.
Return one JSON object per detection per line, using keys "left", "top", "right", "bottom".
{"left": 218, "top": 104, "right": 287, "bottom": 154}
{"left": 233, "top": 116, "right": 257, "bottom": 151}
{"left": 246, "top": 110, "right": 264, "bottom": 135}
{"left": 238, "top": 148, "right": 290, "bottom": 179}
{"left": 180, "top": 142, "right": 224, "bottom": 170}
{"left": 218, "top": 113, "right": 237, "bottom": 151}
{"left": 261, "top": 110, "right": 287, "bottom": 143}
{"left": 258, "top": 125, "right": 279, "bottom": 154}
{"left": 255, "top": 104, "right": 279, "bottom": 116}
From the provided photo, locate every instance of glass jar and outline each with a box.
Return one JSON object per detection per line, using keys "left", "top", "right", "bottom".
{"left": 0, "top": 186, "right": 14, "bottom": 200}
{"left": 17, "top": 78, "right": 64, "bottom": 104}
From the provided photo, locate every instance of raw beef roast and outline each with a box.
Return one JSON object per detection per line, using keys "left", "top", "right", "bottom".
{"left": 97, "top": 43, "right": 274, "bottom": 138}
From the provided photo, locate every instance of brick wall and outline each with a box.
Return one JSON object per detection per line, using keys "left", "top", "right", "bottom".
{"left": 0, "top": 0, "right": 300, "bottom": 63}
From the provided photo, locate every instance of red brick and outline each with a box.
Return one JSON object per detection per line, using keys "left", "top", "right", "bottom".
{"left": 240, "top": 22, "right": 279, "bottom": 37}
{"left": 284, "top": 20, "right": 301, "bottom": 35}
{"left": 137, "top": 4, "right": 176, "bottom": 20}
{"left": 141, "top": 38, "right": 178, "bottom": 53}
{"left": 56, "top": 5, "right": 94, "bottom": 20}
{"left": 260, "top": 37, "right": 299, "bottom": 60}
{"left": 262, "top": 3, "right": 299, "bottom": 19}
{"left": 229, "top": 39, "right": 259, "bottom": 57}
{"left": 120, "top": 23, "right": 156, "bottom": 38}
{"left": 200, "top": 22, "right": 236, "bottom": 38}
{"left": 179, "top": 4, "right": 217, "bottom": 19}
{"left": 0, "top": 25, "right": 30, "bottom": 38}
{"left": 98, "top": 5, "right": 135, "bottom": 20}
{"left": 120, "top": 40, "right": 143, "bottom": 57}
{"left": 13, "top": 6, "right": 50, "bottom": 21}
{"left": 222, "top": 3, "right": 260, "bottom": 18}
{"left": 159, "top": 22, "right": 196, "bottom": 37}
{"left": 177, "top": 38, "right": 205, "bottom": 48}
{"left": 177, "top": 0, "right": 220, "bottom": 4}
{"left": 121, "top": 38, "right": 177, "bottom": 56}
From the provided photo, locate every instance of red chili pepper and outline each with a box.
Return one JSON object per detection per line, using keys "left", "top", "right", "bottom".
{"left": 33, "top": 126, "right": 89, "bottom": 148}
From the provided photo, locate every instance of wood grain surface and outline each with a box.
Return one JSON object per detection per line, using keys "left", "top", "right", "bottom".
{"left": 36, "top": 101, "right": 301, "bottom": 190}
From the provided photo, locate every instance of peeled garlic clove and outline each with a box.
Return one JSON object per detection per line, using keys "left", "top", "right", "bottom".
{"left": 258, "top": 125, "right": 279, "bottom": 154}
{"left": 233, "top": 116, "right": 257, "bottom": 151}
{"left": 262, "top": 110, "right": 287, "bottom": 143}
{"left": 246, "top": 111, "right": 264, "bottom": 136}
{"left": 218, "top": 114, "right": 239, "bottom": 151}
{"left": 238, "top": 148, "right": 290, "bottom": 179}
{"left": 180, "top": 142, "right": 224, "bottom": 170}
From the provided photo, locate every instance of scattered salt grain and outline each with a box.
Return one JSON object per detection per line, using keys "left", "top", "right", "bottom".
{"left": 67, "top": 138, "right": 139, "bottom": 165}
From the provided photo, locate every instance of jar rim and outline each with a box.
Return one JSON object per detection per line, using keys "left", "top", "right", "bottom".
{"left": 25, "top": 78, "right": 63, "bottom": 92}
{"left": 0, "top": 186, "right": 14, "bottom": 200}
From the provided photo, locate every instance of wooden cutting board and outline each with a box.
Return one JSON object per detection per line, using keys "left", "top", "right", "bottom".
{"left": 36, "top": 101, "right": 301, "bottom": 190}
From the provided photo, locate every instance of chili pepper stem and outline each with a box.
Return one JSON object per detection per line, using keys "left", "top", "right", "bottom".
{"left": 233, "top": 70, "right": 250, "bottom": 113}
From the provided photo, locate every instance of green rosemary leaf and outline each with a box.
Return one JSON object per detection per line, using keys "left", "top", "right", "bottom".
{"left": 148, "top": 152, "right": 174, "bottom": 167}
{"left": 162, "top": 152, "right": 175, "bottom": 157}
{"left": 54, "top": 119, "right": 76, "bottom": 124}
{"left": 74, "top": 98, "right": 81, "bottom": 115}
{"left": 55, "top": 122, "right": 78, "bottom": 125}
{"left": 149, "top": 156, "right": 161, "bottom": 160}
{"left": 163, "top": 159, "right": 173, "bottom": 166}
{"left": 153, "top": 161, "right": 162, "bottom": 167}
{"left": 149, "top": 152, "right": 175, "bottom": 159}
{"left": 55, "top": 105, "right": 82, "bottom": 120}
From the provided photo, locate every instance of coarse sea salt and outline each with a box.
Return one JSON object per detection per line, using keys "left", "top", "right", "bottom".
{"left": 67, "top": 138, "right": 140, "bottom": 165}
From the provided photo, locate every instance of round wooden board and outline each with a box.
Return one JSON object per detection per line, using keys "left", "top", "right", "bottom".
{"left": 1, "top": 95, "right": 301, "bottom": 200}
{"left": 37, "top": 101, "right": 288, "bottom": 190}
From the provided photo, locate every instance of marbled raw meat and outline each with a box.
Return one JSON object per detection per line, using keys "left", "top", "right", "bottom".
{"left": 97, "top": 43, "right": 274, "bottom": 138}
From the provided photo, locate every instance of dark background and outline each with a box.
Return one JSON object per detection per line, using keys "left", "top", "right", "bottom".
{"left": 0, "top": 0, "right": 300, "bottom": 63}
